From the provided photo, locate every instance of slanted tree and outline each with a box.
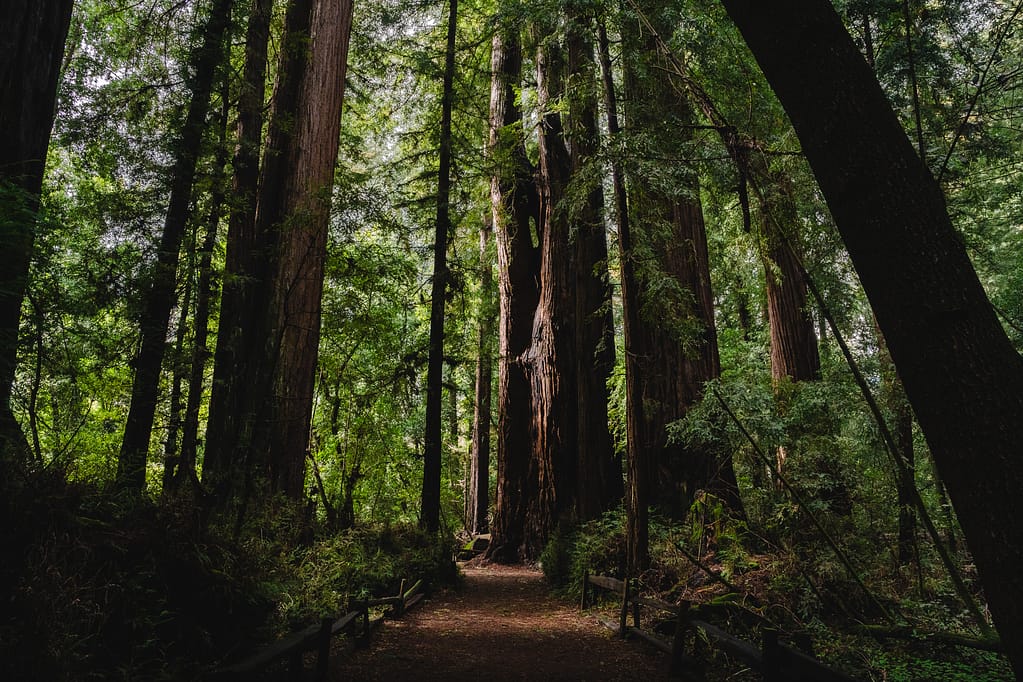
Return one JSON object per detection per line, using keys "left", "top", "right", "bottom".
{"left": 720, "top": 0, "right": 1023, "bottom": 671}
{"left": 225, "top": 0, "right": 354, "bottom": 515}
{"left": 0, "top": 0, "right": 74, "bottom": 467}
{"left": 203, "top": 0, "right": 274, "bottom": 500}
{"left": 117, "top": 0, "right": 234, "bottom": 492}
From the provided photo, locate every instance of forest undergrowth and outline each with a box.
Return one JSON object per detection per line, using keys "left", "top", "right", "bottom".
{"left": 0, "top": 468, "right": 457, "bottom": 681}
{"left": 541, "top": 504, "right": 1013, "bottom": 681}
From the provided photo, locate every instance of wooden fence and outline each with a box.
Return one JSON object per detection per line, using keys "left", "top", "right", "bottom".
{"left": 212, "top": 578, "right": 425, "bottom": 681}
{"left": 581, "top": 572, "right": 857, "bottom": 681}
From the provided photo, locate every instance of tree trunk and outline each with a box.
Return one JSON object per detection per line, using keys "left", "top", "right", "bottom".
{"left": 521, "top": 31, "right": 576, "bottom": 559}
{"left": 420, "top": 0, "right": 458, "bottom": 533}
{"left": 720, "top": 1, "right": 1023, "bottom": 671}
{"left": 162, "top": 251, "right": 194, "bottom": 492}
{"left": 596, "top": 22, "right": 648, "bottom": 573}
{"left": 758, "top": 171, "right": 820, "bottom": 385}
{"left": 467, "top": 220, "right": 495, "bottom": 535}
{"left": 178, "top": 91, "right": 231, "bottom": 492}
{"left": 486, "top": 26, "right": 540, "bottom": 562}
{"left": 565, "top": 4, "right": 620, "bottom": 522}
{"left": 262, "top": 0, "right": 354, "bottom": 499}
{"left": 117, "top": 0, "right": 234, "bottom": 492}
{"left": 222, "top": 0, "right": 353, "bottom": 517}
{"left": 620, "top": 9, "right": 739, "bottom": 521}
{"left": 203, "top": 0, "right": 273, "bottom": 497}
{"left": 0, "top": 0, "right": 74, "bottom": 466}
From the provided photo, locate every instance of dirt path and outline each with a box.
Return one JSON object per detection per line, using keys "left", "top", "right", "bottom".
{"left": 331, "top": 564, "right": 671, "bottom": 681}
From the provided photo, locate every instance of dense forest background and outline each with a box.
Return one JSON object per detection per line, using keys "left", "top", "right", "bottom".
{"left": 3, "top": 0, "right": 1023, "bottom": 679}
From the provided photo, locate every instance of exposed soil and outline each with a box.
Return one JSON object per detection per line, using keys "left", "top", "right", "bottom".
{"left": 331, "top": 563, "right": 673, "bottom": 681}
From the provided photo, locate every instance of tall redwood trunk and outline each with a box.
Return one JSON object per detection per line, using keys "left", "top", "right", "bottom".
{"left": 720, "top": 0, "right": 1023, "bottom": 671}
{"left": 420, "top": 0, "right": 458, "bottom": 533}
{"left": 467, "top": 221, "right": 495, "bottom": 535}
{"left": 759, "top": 171, "right": 820, "bottom": 385}
{"left": 565, "top": 4, "right": 620, "bottom": 521}
{"left": 487, "top": 27, "right": 540, "bottom": 562}
{"left": 203, "top": 0, "right": 274, "bottom": 498}
{"left": 596, "top": 22, "right": 648, "bottom": 573}
{"left": 0, "top": 0, "right": 73, "bottom": 465}
{"left": 118, "top": 0, "right": 234, "bottom": 492}
{"left": 263, "top": 0, "right": 354, "bottom": 498}
{"left": 521, "top": 32, "right": 575, "bottom": 558}
{"left": 620, "top": 10, "right": 738, "bottom": 521}
{"left": 230, "top": 0, "right": 354, "bottom": 511}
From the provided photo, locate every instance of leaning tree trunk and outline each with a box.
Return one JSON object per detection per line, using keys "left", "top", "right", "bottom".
{"left": 466, "top": 220, "right": 495, "bottom": 536}
{"left": 486, "top": 26, "right": 540, "bottom": 562}
{"left": 262, "top": 0, "right": 354, "bottom": 499}
{"left": 0, "top": 0, "right": 74, "bottom": 466}
{"left": 203, "top": 0, "right": 274, "bottom": 499}
{"left": 720, "top": 0, "right": 1023, "bottom": 672}
{"left": 117, "top": 0, "right": 234, "bottom": 492}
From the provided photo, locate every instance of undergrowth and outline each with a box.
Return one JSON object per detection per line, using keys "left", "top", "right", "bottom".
{"left": 0, "top": 468, "right": 456, "bottom": 681}
{"left": 540, "top": 502, "right": 1014, "bottom": 681}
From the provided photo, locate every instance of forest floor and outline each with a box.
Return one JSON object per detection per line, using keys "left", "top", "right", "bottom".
{"left": 330, "top": 563, "right": 672, "bottom": 681}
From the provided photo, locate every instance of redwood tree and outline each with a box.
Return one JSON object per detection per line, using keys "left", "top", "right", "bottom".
{"left": 0, "top": 0, "right": 74, "bottom": 466}
{"left": 720, "top": 0, "right": 1023, "bottom": 671}
{"left": 486, "top": 24, "right": 540, "bottom": 562}
{"left": 117, "top": 0, "right": 234, "bottom": 492}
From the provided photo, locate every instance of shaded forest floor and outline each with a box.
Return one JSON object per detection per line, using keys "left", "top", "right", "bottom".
{"left": 331, "top": 563, "right": 670, "bottom": 681}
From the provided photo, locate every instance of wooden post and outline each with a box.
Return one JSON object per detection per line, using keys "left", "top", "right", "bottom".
{"left": 315, "top": 616, "right": 332, "bottom": 680}
{"left": 670, "top": 600, "right": 690, "bottom": 676}
{"left": 619, "top": 578, "right": 630, "bottom": 638}
{"left": 762, "top": 627, "right": 782, "bottom": 681}
{"left": 632, "top": 596, "right": 641, "bottom": 630}
{"left": 580, "top": 570, "right": 589, "bottom": 610}
{"left": 289, "top": 646, "right": 303, "bottom": 681}
{"left": 397, "top": 579, "right": 407, "bottom": 616}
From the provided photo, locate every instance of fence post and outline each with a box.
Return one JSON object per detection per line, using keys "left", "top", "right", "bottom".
{"left": 669, "top": 600, "right": 689, "bottom": 676}
{"left": 315, "top": 617, "right": 332, "bottom": 681}
{"left": 762, "top": 627, "right": 782, "bottom": 682}
{"left": 580, "top": 570, "right": 589, "bottom": 610}
{"left": 619, "top": 578, "right": 630, "bottom": 639}
{"left": 397, "top": 578, "right": 407, "bottom": 616}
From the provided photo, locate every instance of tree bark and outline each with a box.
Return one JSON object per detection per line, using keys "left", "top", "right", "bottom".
{"left": 521, "top": 31, "right": 576, "bottom": 559}
{"left": 262, "top": 0, "right": 354, "bottom": 499}
{"left": 620, "top": 8, "right": 739, "bottom": 521}
{"left": 117, "top": 0, "right": 234, "bottom": 492}
{"left": 203, "top": 0, "right": 274, "bottom": 498}
{"left": 420, "top": 0, "right": 458, "bottom": 533}
{"left": 486, "top": 26, "right": 540, "bottom": 562}
{"left": 467, "top": 220, "right": 495, "bottom": 536}
{"left": 758, "top": 171, "right": 820, "bottom": 385}
{"left": 565, "top": 4, "right": 620, "bottom": 522}
{"left": 596, "top": 22, "right": 648, "bottom": 573}
{"left": 0, "top": 0, "right": 74, "bottom": 466}
{"left": 719, "top": 0, "right": 1023, "bottom": 671}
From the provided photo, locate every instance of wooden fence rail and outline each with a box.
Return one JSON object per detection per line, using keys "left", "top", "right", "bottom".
{"left": 212, "top": 577, "right": 425, "bottom": 681}
{"left": 581, "top": 572, "right": 857, "bottom": 681}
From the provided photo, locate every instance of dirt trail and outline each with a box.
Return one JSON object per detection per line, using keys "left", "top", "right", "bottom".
{"left": 331, "top": 564, "right": 670, "bottom": 681}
